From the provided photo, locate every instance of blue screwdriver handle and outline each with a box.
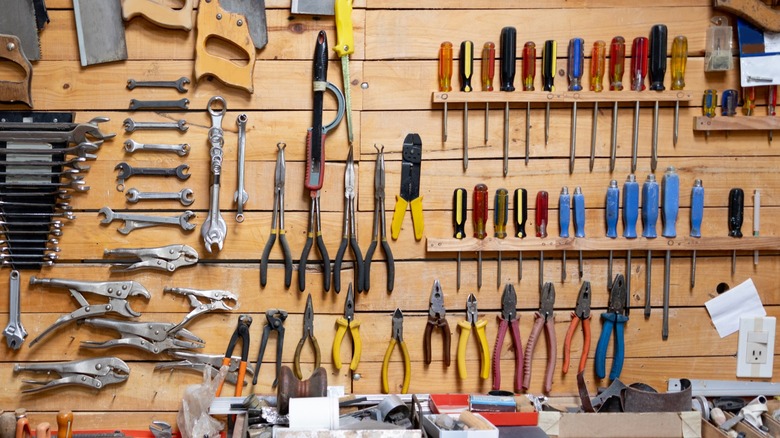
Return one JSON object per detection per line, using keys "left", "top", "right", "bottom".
{"left": 642, "top": 175, "right": 659, "bottom": 238}
{"left": 662, "top": 167, "right": 679, "bottom": 238}
{"left": 559, "top": 188, "right": 571, "bottom": 238}
{"left": 623, "top": 175, "right": 639, "bottom": 238}
{"left": 573, "top": 187, "right": 585, "bottom": 238}
{"left": 606, "top": 181, "right": 619, "bottom": 238}
{"left": 568, "top": 38, "right": 584, "bottom": 92}
{"left": 721, "top": 89, "right": 738, "bottom": 116}
{"left": 690, "top": 180, "right": 704, "bottom": 238}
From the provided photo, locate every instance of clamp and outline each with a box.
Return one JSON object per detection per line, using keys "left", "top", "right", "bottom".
{"left": 163, "top": 287, "right": 237, "bottom": 334}
{"left": 14, "top": 357, "right": 130, "bottom": 393}
{"left": 154, "top": 351, "right": 255, "bottom": 386}
{"left": 80, "top": 318, "right": 204, "bottom": 355}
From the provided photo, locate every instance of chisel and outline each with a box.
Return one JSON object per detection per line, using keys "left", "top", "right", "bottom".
{"left": 460, "top": 40, "right": 474, "bottom": 170}
{"left": 500, "top": 27, "right": 516, "bottom": 172}
{"left": 514, "top": 188, "right": 528, "bottom": 280}
{"left": 536, "top": 191, "right": 549, "bottom": 291}
{"left": 559, "top": 186, "right": 571, "bottom": 282}
{"left": 590, "top": 40, "right": 606, "bottom": 172}
{"left": 649, "top": 24, "right": 667, "bottom": 172}
{"left": 568, "top": 38, "right": 584, "bottom": 174}
{"left": 542, "top": 40, "right": 557, "bottom": 146}
{"left": 630, "top": 37, "right": 648, "bottom": 173}
{"left": 605, "top": 180, "right": 619, "bottom": 289}
{"left": 661, "top": 166, "right": 679, "bottom": 340}
{"left": 642, "top": 174, "right": 659, "bottom": 317}
{"left": 438, "top": 42, "right": 453, "bottom": 142}
{"left": 690, "top": 180, "right": 704, "bottom": 288}
{"left": 670, "top": 36, "right": 688, "bottom": 146}
{"left": 473, "top": 183, "right": 488, "bottom": 289}
{"left": 623, "top": 174, "right": 639, "bottom": 316}
{"left": 573, "top": 186, "right": 586, "bottom": 278}
{"left": 523, "top": 41, "right": 536, "bottom": 165}
{"left": 609, "top": 37, "right": 626, "bottom": 172}
{"left": 494, "top": 188, "right": 508, "bottom": 287}
{"left": 728, "top": 188, "right": 744, "bottom": 277}
{"left": 453, "top": 188, "right": 467, "bottom": 290}
{"left": 482, "top": 42, "right": 495, "bottom": 145}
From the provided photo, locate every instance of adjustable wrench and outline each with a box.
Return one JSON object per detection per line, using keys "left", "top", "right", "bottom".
{"left": 123, "top": 118, "right": 188, "bottom": 133}
{"left": 202, "top": 96, "right": 227, "bottom": 252}
{"left": 3, "top": 270, "right": 27, "bottom": 349}
{"left": 126, "top": 77, "right": 190, "bottom": 93}
{"left": 98, "top": 207, "right": 196, "bottom": 234}
{"left": 115, "top": 162, "right": 190, "bottom": 191}
{"left": 234, "top": 113, "right": 248, "bottom": 222}
{"left": 129, "top": 98, "right": 190, "bottom": 111}
{"left": 126, "top": 188, "right": 194, "bottom": 206}
{"left": 124, "top": 139, "right": 190, "bottom": 156}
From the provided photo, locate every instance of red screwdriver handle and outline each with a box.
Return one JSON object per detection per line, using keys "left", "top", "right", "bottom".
{"left": 630, "top": 37, "right": 648, "bottom": 92}
{"left": 609, "top": 36, "right": 626, "bottom": 91}
{"left": 522, "top": 42, "right": 536, "bottom": 91}
{"left": 536, "top": 191, "right": 549, "bottom": 238}
{"left": 473, "top": 184, "right": 489, "bottom": 239}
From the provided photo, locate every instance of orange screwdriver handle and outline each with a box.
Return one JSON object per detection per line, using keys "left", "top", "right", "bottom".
{"left": 473, "top": 184, "right": 489, "bottom": 239}
{"left": 482, "top": 42, "right": 495, "bottom": 91}
{"left": 439, "top": 42, "right": 453, "bottom": 92}
{"left": 630, "top": 37, "right": 648, "bottom": 92}
{"left": 56, "top": 411, "right": 73, "bottom": 438}
{"left": 522, "top": 42, "right": 536, "bottom": 91}
{"left": 535, "top": 191, "right": 549, "bottom": 238}
{"left": 671, "top": 36, "right": 688, "bottom": 91}
{"left": 591, "top": 41, "right": 606, "bottom": 92}
{"left": 609, "top": 36, "right": 626, "bottom": 91}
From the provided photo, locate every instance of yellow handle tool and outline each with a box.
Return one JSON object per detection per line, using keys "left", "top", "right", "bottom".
{"left": 670, "top": 36, "right": 688, "bottom": 146}
{"left": 381, "top": 338, "right": 411, "bottom": 394}
{"left": 334, "top": 0, "right": 354, "bottom": 58}
{"left": 333, "top": 317, "right": 362, "bottom": 371}
{"left": 457, "top": 318, "right": 490, "bottom": 380}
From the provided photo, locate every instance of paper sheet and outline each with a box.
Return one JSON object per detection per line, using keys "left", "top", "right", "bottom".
{"left": 704, "top": 278, "right": 766, "bottom": 338}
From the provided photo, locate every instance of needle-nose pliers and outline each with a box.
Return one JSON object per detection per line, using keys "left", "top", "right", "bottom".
{"left": 363, "top": 145, "right": 395, "bottom": 293}
{"left": 293, "top": 294, "right": 321, "bottom": 379}
{"left": 333, "top": 147, "right": 364, "bottom": 293}
{"left": 260, "top": 143, "right": 293, "bottom": 288}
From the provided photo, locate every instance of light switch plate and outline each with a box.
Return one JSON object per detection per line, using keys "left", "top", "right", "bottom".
{"left": 737, "top": 316, "right": 776, "bottom": 378}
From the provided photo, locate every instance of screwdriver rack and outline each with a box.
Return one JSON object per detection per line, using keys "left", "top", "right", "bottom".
{"left": 432, "top": 90, "right": 695, "bottom": 104}
{"left": 693, "top": 116, "right": 780, "bottom": 132}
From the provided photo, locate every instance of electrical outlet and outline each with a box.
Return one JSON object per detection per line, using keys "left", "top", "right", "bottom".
{"left": 737, "top": 316, "right": 776, "bottom": 378}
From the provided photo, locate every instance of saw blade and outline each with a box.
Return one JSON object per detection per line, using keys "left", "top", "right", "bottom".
{"left": 0, "top": 0, "right": 41, "bottom": 61}
{"left": 291, "top": 0, "right": 335, "bottom": 15}
{"left": 73, "top": 0, "right": 128, "bottom": 66}
{"left": 219, "top": 0, "right": 268, "bottom": 50}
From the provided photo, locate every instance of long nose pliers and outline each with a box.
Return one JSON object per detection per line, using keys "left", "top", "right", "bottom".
{"left": 260, "top": 143, "right": 293, "bottom": 288}
{"left": 333, "top": 147, "right": 363, "bottom": 293}
{"left": 363, "top": 145, "right": 394, "bottom": 293}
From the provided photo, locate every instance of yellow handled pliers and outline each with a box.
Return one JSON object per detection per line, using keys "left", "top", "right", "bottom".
{"left": 381, "top": 308, "right": 411, "bottom": 394}
{"left": 457, "top": 293, "right": 490, "bottom": 380}
{"left": 332, "top": 284, "right": 361, "bottom": 371}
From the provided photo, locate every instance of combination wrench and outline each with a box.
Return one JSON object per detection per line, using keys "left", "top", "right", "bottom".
{"left": 126, "top": 188, "right": 194, "bottom": 206}
{"left": 99, "top": 207, "right": 196, "bottom": 235}
{"left": 234, "top": 113, "right": 248, "bottom": 222}
{"left": 129, "top": 98, "right": 190, "bottom": 111}
{"left": 2, "top": 270, "right": 27, "bottom": 349}
{"left": 124, "top": 139, "right": 190, "bottom": 156}
{"left": 126, "top": 77, "right": 190, "bottom": 93}
{"left": 123, "top": 118, "right": 188, "bottom": 133}
{"left": 114, "top": 162, "right": 190, "bottom": 191}
{"left": 202, "top": 96, "right": 227, "bottom": 252}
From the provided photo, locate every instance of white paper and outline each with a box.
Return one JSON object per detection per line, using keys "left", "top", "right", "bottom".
{"left": 740, "top": 56, "right": 780, "bottom": 87}
{"left": 764, "top": 31, "right": 780, "bottom": 53}
{"left": 704, "top": 278, "right": 766, "bottom": 338}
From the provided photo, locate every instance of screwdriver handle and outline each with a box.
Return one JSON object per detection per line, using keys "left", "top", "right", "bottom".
{"left": 591, "top": 40, "right": 606, "bottom": 92}
{"left": 473, "top": 184, "right": 488, "bottom": 239}
{"left": 606, "top": 180, "right": 619, "bottom": 238}
{"left": 729, "top": 188, "right": 744, "bottom": 238}
{"left": 690, "top": 179, "right": 704, "bottom": 238}
{"left": 536, "top": 191, "right": 549, "bottom": 238}
{"left": 703, "top": 89, "right": 717, "bottom": 117}
{"left": 721, "top": 89, "right": 737, "bottom": 116}
{"left": 567, "top": 38, "right": 584, "bottom": 92}
{"left": 649, "top": 24, "right": 668, "bottom": 91}
{"left": 453, "top": 188, "right": 467, "bottom": 239}
{"left": 500, "top": 27, "right": 516, "bottom": 92}
{"left": 670, "top": 36, "right": 688, "bottom": 91}
{"left": 609, "top": 36, "right": 626, "bottom": 91}
{"left": 333, "top": 0, "right": 354, "bottom": 57}
{"left": 482, "top": 42, "right": 496, "bottom": 91}
{"left": 573, "top": 187, "right": 585, "bottom": 238}
{"left": 559, "top": 187, "right": 571, "bottom": 238}
{"left": 661, "top": 167, "right": 680, "bottom": 238}
{"left": 642, "top": 175, "right": 659, "bottom": 238}
{"left": 495, "top": 188, "right": 509, "bottom": 238}
{"left": 514, "top": 188, "right": 528, "bottom": 238}
{"left": 630, "top": 37, "right": 648, "bottom": 92}
{"left": 623, "top": 175, "right": 639, "bottom": 239}
{"left": 460, "top": 41, "right": 474, "bottom": 92}
{"left": 56, "top": 411, "right": 73, "bottom": 438}
{"left": 439, "top": 42, "right": 453, "bottom": 92}
{"left": 743, "top": 86, "right": 756, "bottom": 116}
{"left": 522, "top": 42, "right": 536, "bottom": 91}
{"left": 542, "top": 40, "right": 557, "bottom": 92}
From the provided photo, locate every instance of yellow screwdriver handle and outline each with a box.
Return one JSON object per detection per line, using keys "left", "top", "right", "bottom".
{"left": 591, "top": 41, "right": 606, "bottom": 92}
{"left": 457, "top": 320, "right": 472, "bottom": 379}
{"left": 671, "top": 36, "right": 687, "bottom": 91}
{"left": 474, "top": 318, "right": 490, "bottom": 379}
{"left": 334, "top": 0, "right": 354, "bottom": 57}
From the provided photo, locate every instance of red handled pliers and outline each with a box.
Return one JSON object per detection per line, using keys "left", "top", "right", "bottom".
{"left": 563, "top": 281, "right": 592, "bottom": 375}
{"left": 522, "top": 282, "right": 556, "bottom": 393}
{"left": 492, "top": 283, "right": 523, "bottom": 392}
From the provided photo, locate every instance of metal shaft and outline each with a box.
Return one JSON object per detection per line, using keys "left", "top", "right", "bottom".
{"left": 477, "top": 249, "right": 482, "bottom": 288}
{"left": 611, "top": 101, "right": 618, "bottom": 172}
{"left": 673, "top": 101, "right": 680, "bottom": 146}
{"left": 632, "top": 100, "right": 640, "bottom": 172}
{"left": 545, "top": 103, "right": 551, "bottom": 145}
{"left": 651, "top": 101, "right": 659, "bottom": 172}
{"left": 443, "top": 103, "right": 448, "bottom": 142}
{"left": 570, "top": 102, "right": 577, "bottom": 174}
{"left": 608, "top": 250, "right": 613, "bottom": 289}
{"left": 463, "top": 103, "right": 469, "bottom": 170}
{"left": 590, "top": 102, "right": 598, "bottom": 172}
{"left": 485, "top": 103, "right": 489, "bottom": 144}
{"left": 663, "top": 250, "right": 671, "bottom": 339}
{"left": 518, "top": 251, "right": 523, "bottom": 280}
{"left": 504, "top": 103, "right": 510, "bottom": 170}
{"left": 497, "top": 252, "right": 502, "bottom": 288}
{"left": 525, "top": 102, "right": 531, "bottom": 165}
{"left": 691, "top": 249, "right": 696, "bottom": 289}
{"left": 626, "top": 250, "right": 631, "bottom": 315}
{"left": 457, "top": 251, "right": 461, "bottom": 289}
{"left": 645, "top": 250, "right": 652, "bottom": 317}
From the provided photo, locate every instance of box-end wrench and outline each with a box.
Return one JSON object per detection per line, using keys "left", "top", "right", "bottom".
{"left": 126, "top": 77, "right": 190, "bottom": 93}
{"left": 124, "top": 139, "right": 190, "bottom": 156}
{"left": 202, "top": 96, "right": 227, "bottom": 252}
{"left": 114, "top": 162, "right": 190, "bottom": 192}
{"left": 98, "top": 207, "right": 196, "bottom": 235}
{"left": 123, "top": 118, "right": 188, "bottom": 133}
{"left": 129, "top": 98, "right": 190, "bottom": 111}
{"left": 2, "top": 270, "right": 27, "bottom": 349}
{"left": 126, "top": 188, "right": 194, "bottom": 206}
{"left": 234, "top": 113, "right": 248, "bottom": 222}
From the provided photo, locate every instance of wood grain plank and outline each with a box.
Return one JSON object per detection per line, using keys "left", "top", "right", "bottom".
{"left": 366, "top": 0, "right": 710, "bottom": 8}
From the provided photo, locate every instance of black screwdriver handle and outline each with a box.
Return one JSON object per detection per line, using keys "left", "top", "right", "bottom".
{"left": 514, "top": 188, "right": 528, "bottom": 238}
{"left": 460, "top": 41, "right": 474, "bottom": 92}
{"left": 649, "top": 24, "right": 668, "bottom": 91}
{"left": 453, "top": 188, "right": 467, "bottom": 238}
{"left": 500, "top": 27, "right": 516, "bottom": 92}
{"left": 542, "top": 40, "right": 556, "bottom": 92}
{"left": 728, "top": 188, "right": 744, "bottom": 238}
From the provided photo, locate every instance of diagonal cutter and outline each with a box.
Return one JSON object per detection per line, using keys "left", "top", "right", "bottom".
{"left": 332, "top": 284, "right": 362, "bottom": 371}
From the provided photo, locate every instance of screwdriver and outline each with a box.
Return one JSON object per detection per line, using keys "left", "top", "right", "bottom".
{"left": 722, "top": 89, "right": 738, "bottom": 139}
{"left": 649, "top": 24, "right": 667, "bottom": 172}
{"left": 728, "top": 188, "right": 744, "bottom": 276}
{"left": 523, "top": 41, "right": 536, "bottom": 165}
{"left": 453, "top": 188, "right": 467, "bottom": 290}
{"left": 661, "top": 166, "right": 679, "bottom": 340}
{"left": 568, "top": 38, "right": 584, "bottom": 174}
{"left": 495, "top": 188, "right": 508, "bottom": 287}
{"left": 514, "top": 188, "right": 528, "bottom": 280}
{"left": 573, "top": 186, "right": 586, "bottom": 278}
{"left": 335, "top": 0, "right": 355, "bottom": 148}
{"left": 690, "top": 179, "right": 704, "bottom": 289}
{"left": 630, "top": 36, "right": 648, "bottom": 173}
{"left": 702, "top": 89, "right": 717, "bottom": 139}
{"left": 609, "top": 37, "right": 626, "bottom": 172}
{"left": 590, "top": 40, "right": 606, "bottom": 172}
{"left": 743, "top": 86, "right": 756, "bottom": 116}
{"left": 641, "top": 174, "right": 659, "bottom": 317}
{"left": 500, "top": 27, "right": 517, "bottom": 174}
{"left": 473, "top": 183, "right": 488, "bottom": 289}
{"left": 56, "top": 411, "right": 73, "bottom": 438}
{"left": 768, "top": 86, "right": 776, "bottom": 142}
{"left": 460, "top": 40, "right": 474, "bottom": 170}
{"left": 439, "top": 42, "right": 453, "bottom": 142}
{"left": 670, "top": 35, "right": 688, "bottom": 146}
{"left": 623, "top": 174, "right": 639, "bottom": 316}
{"left": 605, "top": 180, "right": 619, "bottom": 289}
{"left": 482, "top": 42, "right": 495, "bottom": 145}
{"left": 542, "top": 40, "right": 557, "bottom": 146}
{"left": 559, "top": 186, "right": 571, "bottom": 282}
{"left": 753, "top": 189, "right": 760, "bottom": 265}
{"left": 536, "top": 190, "right": 549, "bottom": 291}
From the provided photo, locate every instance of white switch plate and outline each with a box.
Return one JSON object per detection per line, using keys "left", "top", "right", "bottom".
{"left": 737, "top": 316, "right": 776, "bottom": 378}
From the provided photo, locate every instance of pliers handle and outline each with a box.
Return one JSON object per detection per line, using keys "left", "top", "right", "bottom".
{"left": 391, "top": 196, "right": 424, "bottom": 241}
{"left": 457, "top": 318, "right": 490, "bottom": 380}
{"left": 563, "top": 312, "right": 591, "bottom": 375}
{"left": 260, "top": 227, "right": 292, "bottom": 289}
{"left": 293, "top": 333, "right": 321, "bottom": 380}
{"left": 423, "top": 316, "right": 451, "bottom": 366}
{"left": 298, "top": 195, "right": 331, "bottom": 292}
{"left": 363, "top": 210, "right": 394, "bottom": 293}
{"left": 492, "top": 316, "right": 523, "bottom": 392}
{"left": 332, "top": 317, "right": 361, "bottom": 371}
{"left": 381, "top": 337, "right": 411, "bottom": 394}
{"left": 594, "top": 312, "right": 628, "bottom": 380}
{"left": 522, "top": 311, "right": 557, "bottom": 393}
{"left": 333, "top": 229, "right": 364, "bottom": 294}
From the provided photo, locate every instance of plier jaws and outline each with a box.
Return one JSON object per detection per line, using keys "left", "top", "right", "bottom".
{"left": 14, "top": 357, "right": 130, "bottom": 393}
{"left": 104, "top": 244, "right": 198, "bottom": 272}
{"left": 424, "top": 280, "right": 450, "bottom": 366}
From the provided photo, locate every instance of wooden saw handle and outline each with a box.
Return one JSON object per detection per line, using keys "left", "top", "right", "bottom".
{"left": 121, "top": 0, "right": 195, "bottom": 30}
{"left": 0, "top": 35, "right": 32, "bottom": 107}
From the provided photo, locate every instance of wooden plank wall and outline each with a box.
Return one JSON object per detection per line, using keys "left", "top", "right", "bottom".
{"left": 2, "top": 0, "right": 779, "bottom": 430}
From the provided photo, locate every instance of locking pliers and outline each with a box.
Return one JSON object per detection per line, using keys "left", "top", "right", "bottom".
{"left": 163, "top": 287, "right": 237, "bottom": 333}
{"left": 80, "top": 318, "right": 204, "bottom": 355}
{"left": 103, "top": 244, "right": 198, "bottom": 272}
{"left": 154, "top": 351, "right": 255, "bottom": 386}
{"left": 14, "top": 357, "right": 130, "bottom": 393}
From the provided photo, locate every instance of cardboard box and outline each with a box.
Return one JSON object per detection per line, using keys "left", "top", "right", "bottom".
{"left": 428, "top": 394, "right": 538, "bottom": 426}
{"left": 423, "top": 414, "right": 498, "bottom": 438}
{"left": 537, "top": 411, "right": 702, "bottom": 438}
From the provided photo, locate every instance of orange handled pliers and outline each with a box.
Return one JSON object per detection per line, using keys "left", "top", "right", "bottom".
{"left": 563, "top": 281, "right": 592, "bottom": 375}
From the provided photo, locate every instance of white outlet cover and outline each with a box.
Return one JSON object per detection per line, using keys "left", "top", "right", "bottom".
{"left": 737, "top": 316, "right": 776, "bottom": 378}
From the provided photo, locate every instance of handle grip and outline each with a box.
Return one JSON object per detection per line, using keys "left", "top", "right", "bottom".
{"left": 642, "top": 175, "right": 659, "bottom": 238}
{"left": 453, "top": 188, "right": 467, "bottom": 238}
{"left": 670, "top": 35, "right": 687, "bottom": 91}
{"left": 609, "top": 36, "right": 626, "bottom": 91}
{"left": 722, "top": 89, "right": 738, "bottom": 116}
{"left": 460, "top": 41, "right": 474, "bottom": 92}
{"left": 591, "top": 40, "right": 606, "bottom": 92}
{"left": 573, "top": 187, "right": 585, "bottom": 238}
{"left": 522, "top": 42, "right": 536, "bottom": 91}
{"left": 482, "top": 42, "right": 495, "bottom": 91}
{"left": 514, "top": 188, "right": 528, "bottom": 238}
{"left": 494, "top": 188, "right": 508, "bottom": 238}
{"left": 567, "top": 38, "right": 584, "bottom": 91}
{"left": 542, "top": 40, "right": 557, "bottom": 92}
{"left": 313, "top": 31, "right": 329, "bottom": 83}
{"left": 622, "top": 175, "right": 639, "bottom": 239}
{"left": 703, "top": 89, "right": 717, "bottom": 117}
{"left": 333, "top": 0, "right": 354, "bottom": 57}
{"left": 438, "top": 42, "right": 453, "bottom": 92}
{"left": 690, "top": 180, "right": 704, "bottom": 238}
{"left": 630, "top": 37, "right": 648, "bottom": 91}
{"left": 473, "top": 184, "right": 489, "bottom": 239}
{"left": 559, "top": 188, "right": 571, "bottom": 238}
{"left": 649, "top": 24, "right": 668, "bottom": 91}
{"left": 536, "top": 191, "right": 549, "bottom": 238}
{"left": 605, "top": 181, "right": 619, "bottom": 238}
{"left": 661, "top": 167, "right": 680, "bottom": 238}
{"left": 729, "top": 188, "right": 744, "bottom": 238}
{"left": 499, "top": 27, "right": 516, "bottom": 92}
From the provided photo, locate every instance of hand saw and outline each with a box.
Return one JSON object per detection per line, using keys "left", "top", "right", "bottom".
{"left": 74, "top": 0, "right": 128, "bottom": 66}
{"left": 0, "top": 0, "right": 48, "bottom": 61}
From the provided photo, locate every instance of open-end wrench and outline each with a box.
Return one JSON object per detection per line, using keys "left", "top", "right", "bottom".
{"left": 129, "top": 98, "right": 190, "bottom": 111}
{"left": 0, "top": 179, "right": 89, "bottom": 191}
{"left": 234, "top": 113, "right": 248, "bottom": 222}
{"left": 1, "top": 211, "right": 75, "bottom": 220}
{"left": 124, "top": 139, "right": 190, "bottom": 156}
{"left": 123, "top": 118, "right": 188, "bottom": 133}
{"left": 202, "top": 96, "right": 227, "bottom": 252}
{"left": 0, "top": 157, "right": 90, "bottom": 171}
{"left": 0, "top": 123, "right": 114, "bottom": 144}
{"left": 127, "top": 77, "right": 190, "bottom": 93}
{"left": 1, "top": 228, "right": 62, "bottom": 236}
{"left": 0, "top": 142, "right": 100, "bottom": 157}
{"left": 126, "top": 188, "right": 194, "bottom": 206}
{"left": 98, "top": 207, "right": 196, "bottom": 234}
{"left": 115, "top": 162, "right": 190, "bottom": 191}
{"left": 3, "top": 271, "right": 27, "bottom": 349}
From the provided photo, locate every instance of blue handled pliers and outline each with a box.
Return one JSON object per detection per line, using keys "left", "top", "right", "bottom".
{"left": 595, "top": 273, "right": 629, "bottom": 380}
